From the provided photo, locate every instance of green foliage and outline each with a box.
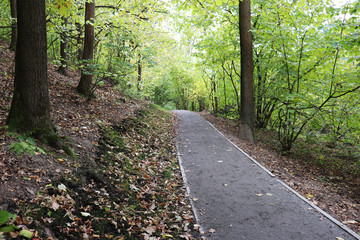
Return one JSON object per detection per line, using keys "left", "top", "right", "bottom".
{"left": 0, "top": 210, "right": 17, "bottom": 235}
{"left": 0, "top": 1, "right": 11, "bottom": 41}
{"left": 0, "top": 210, "right": 36, "bottom": 238}
{"left": 168, "top": 0, "right": 360, "bottom": 152}
{"left": 2, "top": 0, "right": 360, "bottom": 152}
{"left": 7, "top": 133, "right": 47, "bottom": 156}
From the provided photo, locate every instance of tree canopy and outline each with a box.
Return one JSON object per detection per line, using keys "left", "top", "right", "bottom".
{"left": 0, "top": 0, "right": 359, "bottom": 150}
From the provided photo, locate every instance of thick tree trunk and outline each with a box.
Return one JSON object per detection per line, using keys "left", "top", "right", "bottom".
{"left": 58, "top": 17, "right": 69, "bottom": 76}
{"left": 77, "top": 0, "right": 95, "bottom": 97}
{"left": 239, "top": 0, "right": 255, "bottom": 143}
{"left": 7, "top": 0, "right": 58, "bottom": 146}
{"left": 9, "top": 0, "right": 17, "bottom": 51}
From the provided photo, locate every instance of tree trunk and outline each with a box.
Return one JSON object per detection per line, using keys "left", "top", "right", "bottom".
{"left": 77, "top": 0, "right": 95, "bottom": 97}
{"left": 256, "top": 64, "right": 263, "bottom": 126}
{"left": 76, "top": 22, "right": 83, "bottom": 60}
{"left": 239, "top": 0, "right": 255, "bottom": 143}
{"left": 9, "top": 0, "right": 17, "bottom": 51}
{"left": 137, "top": 57, "right": 142, "bottom": 92}
{"left": 198, "top": 98, "right": 204, "bottom": 112}
{"left": 58, "top": 17, "right": 69, "bottom": 76}
{"left": 7, "top": 0, "right": 59, "bottom": 146}
{"left": 223, "top": 71, "right": 227, "bottom": 107}
{"left": 212, "top": 80, "right": 218, "bottom": 114}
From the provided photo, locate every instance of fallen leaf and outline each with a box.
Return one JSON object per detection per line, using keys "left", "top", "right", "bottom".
{"left": 193, "top": 224, "right": 200, "bottom": 230}
{"left": 51, "top": 198, "right": 59, "bottom": 211}
{"left": 57, "top": 183, "right": 67, "bottom": 191}
{"left": 144, "top": 225, "right": 156, "bottom": 235}
{"left": 305, "top": 194, "right": 314, "bottom": 199}
{"left": 343, "top": 220, "right": 358, "bottom": 224}
{"left": 162, "top": 234, "right": 173, "bottom": 238}
{"left": 19, "top": 229, "right": 34, "bottom": 238}
{"left": 80, "top": 212, "right": 91, "bottom": 217}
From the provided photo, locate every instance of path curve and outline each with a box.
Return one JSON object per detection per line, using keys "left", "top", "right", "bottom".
{"left": 174, "top": 110, "right": 359, "bottom": 240}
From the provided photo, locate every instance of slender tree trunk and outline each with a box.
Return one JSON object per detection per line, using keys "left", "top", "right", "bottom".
{"left": 137, "top": 57, "right": 141, "bottom": 92}
{"left": 212, "top": 80, "right": 218, "bottom": 114}
{"left": 9, "top": 0, "right": 17, "bottom": 51}
{"left": 58, "top": 17, "right": 69, "bottom": 76}
{"left": 77, "top": 0, "right": 95, "bottom": 97}
{"left": 256, "top": 64, "right": 263, "bottom": 125}
{"left": 76, "top": 22, "right": 83, "bottom": 60}
{"left": 239, "top": 0, "right": 255, "bottom": 142}
{"left": 7, "top": 0, "right": 59, "bottom": 146}
{"left": 198, "top": 98, "right": 204, "bottom": 112}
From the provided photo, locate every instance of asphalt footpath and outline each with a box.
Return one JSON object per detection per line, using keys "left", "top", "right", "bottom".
{"left": 173, "top": 110, "right": 359, "bottom": 240}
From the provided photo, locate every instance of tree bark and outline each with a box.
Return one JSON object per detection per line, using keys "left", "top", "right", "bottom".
{"left": 239, "top": 0, "right": 255, "bottom": 142}
{"left": 9, "top": 0, "right": 17, "bottom": 51}
{"left": 76, "top": 22, "right": 83, "bottom": 60}
{"left": 7, "top": 0, "right": 58, "bottom": 146}
{"left": 137, "top": 57, "right": 142, "bottom": 92}
{"left": 77, "top": 0, "right": 95, "bottom": 97}
{"left": 58, "top": 17, "right": 69, "bottom": 76}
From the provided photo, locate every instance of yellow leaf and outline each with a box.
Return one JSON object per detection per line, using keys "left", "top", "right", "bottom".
{"left": 306, "top": 194, "right": 314, "bottom": 199}
{"left": 162, "top": 234, "right": 173, "bottom": 238}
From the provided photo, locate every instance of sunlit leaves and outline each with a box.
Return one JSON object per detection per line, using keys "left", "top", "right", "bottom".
{"left": 48, "top": 0, "right": 75, "bottom": 17}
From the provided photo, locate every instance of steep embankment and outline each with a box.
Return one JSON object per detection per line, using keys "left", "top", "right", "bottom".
{"left": 0, "top": 41, "right": 195, "bottom": 239}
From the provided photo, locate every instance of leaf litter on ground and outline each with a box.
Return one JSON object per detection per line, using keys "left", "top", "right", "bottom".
{"left": 0, "top": 40, "right": 197, "bottom": 239}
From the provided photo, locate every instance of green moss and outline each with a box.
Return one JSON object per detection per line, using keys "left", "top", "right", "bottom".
{"left": 46, "top": 133, "right": 60, "bottom": 148}
{"left": 63, "top": 145, "right": 76, "bottom": 157}
{"left": 102, "top": 125, "right": 126, "bottom": 153}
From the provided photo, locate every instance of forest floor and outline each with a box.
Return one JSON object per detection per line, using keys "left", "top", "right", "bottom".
{"left": 0, "top": 40, "right": 196, "bottom": 239}
{"left": 200, "top": 112, "right": 360, "bottom": 235}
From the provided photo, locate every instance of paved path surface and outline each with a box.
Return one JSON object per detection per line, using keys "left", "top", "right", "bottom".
{"left": 174, "top": 110, "right": 359, "bottom": 240}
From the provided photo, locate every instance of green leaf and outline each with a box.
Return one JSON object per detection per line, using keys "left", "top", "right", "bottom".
{"left": 0, "top": 225, "right": 17, "bottom": 233}
{"left": 19, "top": 229, "right": 34, "bottom": 239}
{"left": 36, "top": 147, "right": 47, "bottom": 155}
{"left": 0, "top": 210, "right": 10, "bottom": 225}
